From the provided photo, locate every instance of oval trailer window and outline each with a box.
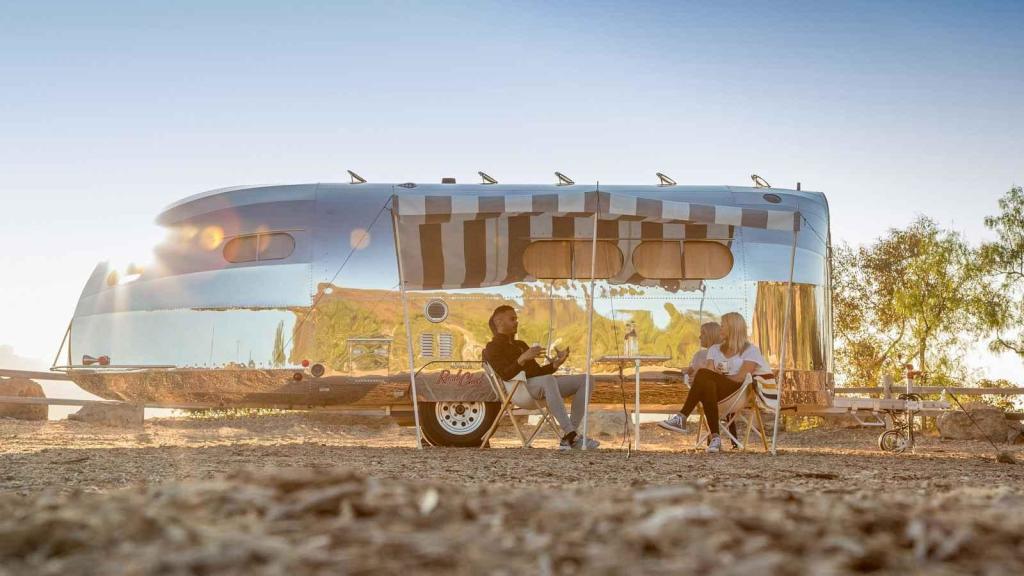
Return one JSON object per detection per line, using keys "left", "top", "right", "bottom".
{"left": 633, "top": 241, "right": 733, "bottom": 280}
{"left": 223, "top": 235, "right": 259, "bottom": 263}
{"left": 223, "top": 232, "right": 295, "bottom": 263}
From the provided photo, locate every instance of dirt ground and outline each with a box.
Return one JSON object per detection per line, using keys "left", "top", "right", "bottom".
{"left": 2, "top": 413, "right": 1023, "bottom": 575}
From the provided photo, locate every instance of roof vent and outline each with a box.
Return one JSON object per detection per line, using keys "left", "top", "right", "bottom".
{"left": 441, "top": 177, "right": 456, "bottom": 184}
{"left": 348, "top": 170, "right": 366, "bottom": 184}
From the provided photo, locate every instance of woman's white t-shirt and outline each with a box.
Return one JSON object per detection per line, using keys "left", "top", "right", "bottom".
{"left": 706, "top": 343, "right": 772, "bottom": 376}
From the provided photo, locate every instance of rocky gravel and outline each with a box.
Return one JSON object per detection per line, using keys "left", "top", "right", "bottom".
{"left": 1, "top": 414, "right": 1022, "bottom": 574}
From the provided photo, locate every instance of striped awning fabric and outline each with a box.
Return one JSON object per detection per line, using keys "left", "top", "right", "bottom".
{"left": 394, "top": 191, "right": 800, "bottom": 231}
{"left": 393, "top": 190, "right": 800, "bottom": 290}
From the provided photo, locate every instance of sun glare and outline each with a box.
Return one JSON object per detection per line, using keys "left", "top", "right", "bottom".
{"left": 350, "top": 228, "right": 371, "bottom": 250}
{"left": 200, "top": 226, "right": 224, "bottom": 251}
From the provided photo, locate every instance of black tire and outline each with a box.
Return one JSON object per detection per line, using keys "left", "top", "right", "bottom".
{"left": 878, "top": 429, "right": 908, "bottom": 453}
{"left": 417, "top": 401, "right": 500, "bottom": 447}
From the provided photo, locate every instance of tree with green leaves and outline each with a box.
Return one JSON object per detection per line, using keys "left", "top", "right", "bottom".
{"left": 977, "top": 186, "right": 1024, "bottom": 358}
{"left": 833, "top": 216, "right": 982, "bottom": 386}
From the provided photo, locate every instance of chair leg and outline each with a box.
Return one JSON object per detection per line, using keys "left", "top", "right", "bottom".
{"left": 505, "top": 384, "right": 532, "bottom": 446}
{"left": 479, "top": 394, "right": 514, "bottom": 448}
{"left": 524, "top": 411, "right": 549, "bottom": 447}
{"left": 544, "top": 412, "right": 563, "bottom": 440}
{"left": 480, "top": 381, "right": 524, "bottom": 448}
{"left": 695, "top": 410, "right": 707, "bottom": 448}
{"left": 722, "top": 414, "right": 744, "bottom": 450}
{"left": 754, "top": 407, "right": 769, "bottom": 451}
{"left": 744, "top": 410, "right": 755, "bottom": 447}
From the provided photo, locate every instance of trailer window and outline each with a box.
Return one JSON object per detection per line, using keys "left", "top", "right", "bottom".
{"left": 633, "top": 242, "right": 682, "bottom": 279}
{"left": 523, "top": 241, "right": 573, "bottom": 278}
{"left": 633, "top": 241, "right": 733, "bottom": 279}
{"left": 258, "top": 233, "right": 296, "bottom": 261}
{"left": 223, "top": 232, "right": 296, "bottom": 263}
{"left": 573, "top": 241, "right": 624, "bottom": 279}
{"left": 523, "top": 240, "right": 622, "bottom": 279}
{"left": 683, "top": 241, "right": 733, "bottom": 279}
{"left": 223, "top": 235, "right": 258, "bottom": 263}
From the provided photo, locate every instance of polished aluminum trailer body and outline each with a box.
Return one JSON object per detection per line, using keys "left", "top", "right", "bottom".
{"left": 60, "top": 181, "right": 832, "bottom": 445}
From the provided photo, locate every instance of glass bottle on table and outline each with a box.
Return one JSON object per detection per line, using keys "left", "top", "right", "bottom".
{"left": 624, "top": 321, "right": 638, "bottom": 357}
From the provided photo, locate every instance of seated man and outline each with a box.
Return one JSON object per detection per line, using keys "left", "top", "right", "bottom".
{"left": 482, "top": 305, "right": 598, "bottom": 450}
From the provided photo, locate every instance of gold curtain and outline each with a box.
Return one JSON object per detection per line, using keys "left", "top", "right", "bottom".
{"left": 752, "top": 282, "right": 831, "bottom": 406}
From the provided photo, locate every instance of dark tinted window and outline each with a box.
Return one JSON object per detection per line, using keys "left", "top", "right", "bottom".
{"left": 223, "top": 232, "right": 295, "bottom": 263}
{"left": 258, "top": 233, "right": 296, "bottom": 261}
{"left": 223, "top": 236, "right": 259, "bottom": 263}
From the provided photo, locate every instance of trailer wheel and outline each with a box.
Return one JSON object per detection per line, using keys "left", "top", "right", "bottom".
{"left": 878, "top": 429, "right": 909, "bottom": 453}
{"left": 418, "top": 401, "right": 499, "bottom": 447}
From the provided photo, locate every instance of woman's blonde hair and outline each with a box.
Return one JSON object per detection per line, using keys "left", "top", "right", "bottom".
{"left": 700, "top": 322, "right": 721, "bottom": 348}
{"left": 719, "top": 312, "right": 749, "bottom": 356}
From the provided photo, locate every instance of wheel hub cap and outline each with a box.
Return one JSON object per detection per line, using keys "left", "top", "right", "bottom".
{"left": 436, "top": 401, "right": 486, "bottom": 435}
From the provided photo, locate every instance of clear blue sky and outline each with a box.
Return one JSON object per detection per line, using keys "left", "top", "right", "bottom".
{"left": 1, "top": 1, "right": 1022, "bottom": 377}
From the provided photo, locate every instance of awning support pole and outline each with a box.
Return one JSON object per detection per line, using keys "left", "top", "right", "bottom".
{"left": 581, "top": 187, "right": 599, "bottom": 449}
{"left": 391, "top": 198, "right": 424, "bottom": 449}
{"left": 52, "top": 320, "right": 72, "bottom": 370}
{"left": 771, "top": 228, "right": 799, "bottom": 455}
{"left": 546, "top": 282, "right": 555, "bottom": 352}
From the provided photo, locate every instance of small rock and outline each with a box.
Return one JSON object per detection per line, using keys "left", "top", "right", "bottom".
{"left": 1006, "top": 422, "right": 1023, "bottom": 444}
{"left": 418, "top": 488, "right": 439, "bottom": 516}
{"left": 69, "top": 403, "right": 144, "bottom": 428}
{"left": 996, "top": 451, "right": 1016, "bottom": 465}
{"left": 936, "top": 405, "right": 1009, "bottom": 441}
{"left": 0, "top": 378, "right": 47, "bottom": 421}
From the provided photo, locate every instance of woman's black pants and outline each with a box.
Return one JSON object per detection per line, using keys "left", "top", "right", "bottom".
{"left": 680, "top": 369, "right": 744, "bottom": 435}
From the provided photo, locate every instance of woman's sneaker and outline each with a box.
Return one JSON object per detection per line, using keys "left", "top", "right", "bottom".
{"left": 706, "top": 434, "right": 722, "bottom": 453}
{"left": 658, "top": 413, "right": 688, "bottom": 433}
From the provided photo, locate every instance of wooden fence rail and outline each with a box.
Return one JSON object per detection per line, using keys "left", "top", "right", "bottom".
{"left": 835, "top": 386, "right": 1024, "bottom": 396}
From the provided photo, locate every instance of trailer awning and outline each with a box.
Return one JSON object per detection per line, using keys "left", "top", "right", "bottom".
{"left": 392, "top": 190, "right": 800, "bottom": 290}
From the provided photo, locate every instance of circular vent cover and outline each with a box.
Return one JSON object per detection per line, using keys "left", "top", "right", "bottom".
{"left": 762, "top": 193, "right": 782, "bottom": 204}
{"left": 424, "top": 299, "right": 449, "bottom": 323}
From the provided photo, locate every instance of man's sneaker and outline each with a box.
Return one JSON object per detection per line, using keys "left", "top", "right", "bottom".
{"left": 558, "top": 436, "right": 573, "bottom": 451}
{"left": 658, "top": 413, "right": 688, "bottom": 433}
{"left": 706, "top": 434, "right": 722, "bottom": 453}
{"left": 571, "top": 436, "right": 600, "bottom": 450}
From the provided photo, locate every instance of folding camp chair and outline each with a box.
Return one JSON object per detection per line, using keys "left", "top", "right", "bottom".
{"left": 694, "top": 374, "right": 770, "bottom": 451}
{"left": 478, "top": 362, "right": 563, "bottom": 448}
{"left": 746, "top": 374, "right": 779, "bottom": 449}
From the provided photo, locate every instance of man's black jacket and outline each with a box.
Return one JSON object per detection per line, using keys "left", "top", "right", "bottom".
{"left": 482, "top": 333, "right": 556, "bottom": 381}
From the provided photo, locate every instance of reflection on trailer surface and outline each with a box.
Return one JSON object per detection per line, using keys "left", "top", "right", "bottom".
{"left": 48, "top": 181, "right": 833, "bottom": 446}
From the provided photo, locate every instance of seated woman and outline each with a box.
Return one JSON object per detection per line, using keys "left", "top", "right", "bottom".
{"left": 683, "top": 321, "right": 721, "bottom": 381}
{"left": 658, "top": 312, "right": 772, "bottom": 453}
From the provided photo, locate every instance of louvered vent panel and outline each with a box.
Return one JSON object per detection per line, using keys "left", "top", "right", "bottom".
{"left": 419, "top": 333, "right": 435, "bottom": 358}
{"left": 438, "top": 333, "right": 454, "bottom": 358}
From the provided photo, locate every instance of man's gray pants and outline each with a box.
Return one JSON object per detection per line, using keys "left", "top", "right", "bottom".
{"left": 524, "top": 374, "right": 590, "bottom": 436}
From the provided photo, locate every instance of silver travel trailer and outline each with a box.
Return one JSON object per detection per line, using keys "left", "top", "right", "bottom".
{"left": 57, "top": 179, "right": 833, "bottom": 447}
